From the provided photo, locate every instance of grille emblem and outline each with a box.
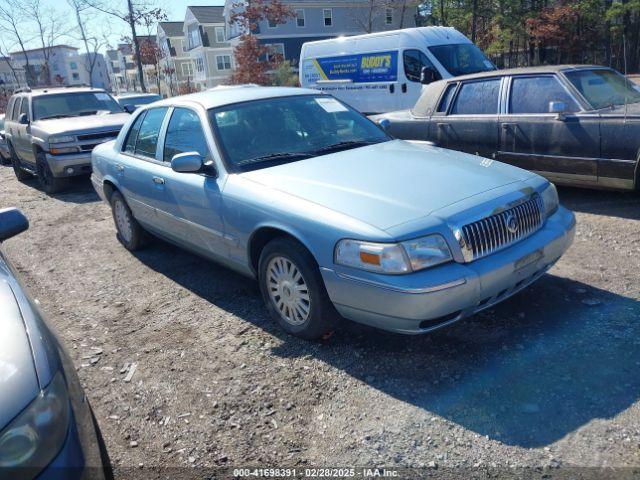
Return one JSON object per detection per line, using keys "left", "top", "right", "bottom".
{"left": 505, "top": 213, "right": 519, "bottom": 234}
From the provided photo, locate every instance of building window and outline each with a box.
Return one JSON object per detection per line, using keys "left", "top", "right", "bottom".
{"left": 323, "top": 9, "right": 332, "bottom": 27}
{"left": 215, "top": 26, "right": 225, "bottom": 43}
{"left": 266, "top": 44, "right": 284, "bottom": 62}
{"left": 216, "top": 55, "right": 232, "bottom": 71}
{"left": 267, "top": 16, "right": 277, "bottom": 28}
{"left": 182, "top": 62, "right": 194, "bottom": 77}
{"left": 72, "top": 72, "right": 79, "bottom": 80}
{"left": 385, "top": 8, "right": 393, "bottom": 25}
{"left": 195, "top": 56, "right": 205, "bottom": 73}
{"left": 70, "top": 61, "right": 78, "bottom": 70}
{"left": 188, "top": 27, "right": 201, "bottom": 49}
{"left": 296, "top": 9, "right": 305, "bottom": 27}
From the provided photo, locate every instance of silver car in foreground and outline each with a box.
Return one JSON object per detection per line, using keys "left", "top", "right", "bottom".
{"left": 91, "top": 87, "right": 576, "bottom": 339}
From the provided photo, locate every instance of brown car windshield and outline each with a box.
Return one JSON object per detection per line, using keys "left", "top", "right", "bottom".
{"left": 565, "top": 69, "right": 640, "bottom": 110}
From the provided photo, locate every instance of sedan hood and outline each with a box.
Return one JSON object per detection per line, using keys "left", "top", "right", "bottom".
{"left": 33, "top": 112, "right": 130, "bottom": 136}
{"left": 241, "top": 140, "right": 535, "bottom": 231}
{"left": 0, "top": 278, "right": 39, "bottom": 430}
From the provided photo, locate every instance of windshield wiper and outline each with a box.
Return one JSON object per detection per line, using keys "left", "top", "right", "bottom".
{"left": 309, "top": 140, "right": 379, "bottom": 155}
{"left": 237, "top": 151, "right": 314, "bottom": 167}
{"left": 39, "top": 114, "right": 74, "bottom": 120}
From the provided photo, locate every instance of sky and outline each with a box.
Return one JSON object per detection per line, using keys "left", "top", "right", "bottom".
{"left": 26, "top": 0, "right": 225, "bottom": 53}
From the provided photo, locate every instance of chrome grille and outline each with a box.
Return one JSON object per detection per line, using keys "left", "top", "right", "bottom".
{"left": 458, "top": 195, "right": 544, "bottom": 262}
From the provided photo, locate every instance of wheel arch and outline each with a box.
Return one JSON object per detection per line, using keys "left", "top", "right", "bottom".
{"left": 247, "top": 225, "right": 316, "bottom": 276}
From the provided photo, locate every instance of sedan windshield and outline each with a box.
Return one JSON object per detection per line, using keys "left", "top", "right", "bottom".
{"left": 564, "top": 68, "right": 640, "bottom": 109}
{"left": 33, "top": 92, "right": 122, "bottom": 120}
{"left": 209, "top": 95, "right": 390, "bottom": 171}
{"left": 428, "top": 44, "right": 495, "bottom": 77}
{"left": 119, "top": 95, "right": 162, "bottom": 107}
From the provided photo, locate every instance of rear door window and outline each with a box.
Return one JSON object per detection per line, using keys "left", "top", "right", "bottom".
{"left": 134, "top": 107, "right": 168, "bottom": 159}
{"left": 509, "top": 76, "right": 580, "bottom": 114}
{"left": 403, "top": 49, "right": 439, "bottom": 83}
{"left": 450, "top": 79, "right": 501, "bottom": 115}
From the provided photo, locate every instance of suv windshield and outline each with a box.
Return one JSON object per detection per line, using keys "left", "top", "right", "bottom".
{"left": 119, "top": 94, "right": 162, "bottom": 107}
{"left": 428, "top": 44, "right": 495, "bottom": 77}
{"left": 564, "top": 68, "right": 640, "bottom": 109}
{"left": 209, "top": 95, "right": 390, "bottom": 171}
{"left": 33, "top": 92, "right": 122, "bottom": 120}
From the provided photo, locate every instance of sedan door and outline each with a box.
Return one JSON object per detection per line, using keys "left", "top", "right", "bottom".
{"left": 114, "top": 107, "right": 170, "bottom": 231}
{"left": 435, "top": 77, "right": 502, "bottom": 158}
{"left": 155, "top": 107, "right": 228, "bottom": 260}
{"left": 497, "top": 75, "right": 600, "bottom": 186}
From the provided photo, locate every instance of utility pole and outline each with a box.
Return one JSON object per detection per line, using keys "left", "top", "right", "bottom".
{"left": 127, "top": 0, "right": 147, "bottom": 92}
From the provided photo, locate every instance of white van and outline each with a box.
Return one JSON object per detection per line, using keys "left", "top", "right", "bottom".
{"left": 299, "top": 27, "right": 496, "bottom": 114}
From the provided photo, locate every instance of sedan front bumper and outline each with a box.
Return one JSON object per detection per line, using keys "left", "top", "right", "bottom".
{"left": 45, "top": 152, "right": 93, "bottom": 178}
{"left": 321, "top": 206, "right": 576, "bottom": 334}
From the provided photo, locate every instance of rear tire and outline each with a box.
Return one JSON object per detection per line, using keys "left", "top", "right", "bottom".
{"left": 9, "top": 144, "right": 31, "bottom": 182}
{"left": 258, "top": 237, "right": 338, "bottom": 340}
{"left": 36, "top": 152, "right": 69, "bottom": 194}
{"left": 110, "top": 190, "right": 146, "bottom": 251}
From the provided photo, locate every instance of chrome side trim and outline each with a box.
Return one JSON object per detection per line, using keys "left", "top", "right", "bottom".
{"left": 322, "top": 267, "right": 466, "bottom": 295}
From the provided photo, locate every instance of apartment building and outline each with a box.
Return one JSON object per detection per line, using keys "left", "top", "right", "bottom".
{"left": 9, "top": 45, "right": 110, "bottom": 89}
{"left": 0, "top": 58, "right": 26, "bottom": 93}
{"left": 157, "top": 21, "right": 196, "bottom": 95}
{"left": 184, "top": 6, "right": 234, "bottom": 90}
{"left": 224, "top": 0, "right": 419, "bottom": 67}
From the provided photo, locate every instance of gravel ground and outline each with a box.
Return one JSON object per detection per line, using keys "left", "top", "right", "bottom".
{"left": 1, "top": 164, "right": 639, "bottom": 477}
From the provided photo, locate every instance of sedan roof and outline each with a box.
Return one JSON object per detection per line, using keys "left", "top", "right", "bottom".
{"left": 152, "top": 86, "right": 321, "bottom": 110}
{"left": 443, "top": 64, "right": 607, "bottom": 83}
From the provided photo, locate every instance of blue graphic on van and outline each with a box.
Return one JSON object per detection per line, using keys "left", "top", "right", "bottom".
{"left": 302, "top": 51, "right": 398, "bottom": 84}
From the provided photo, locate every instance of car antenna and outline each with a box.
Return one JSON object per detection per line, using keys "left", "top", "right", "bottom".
{"left": 623, "top": 32, "right": 629, "bottom": 122}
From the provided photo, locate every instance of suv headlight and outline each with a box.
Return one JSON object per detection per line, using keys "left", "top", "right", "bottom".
{"left": 540, "top": 183, "right": 559, "bottom": 218}
{"left": 0, "top": 372, "right": 70, "bottom": 472}
{"left": 49, "top": 135, "right": 75, "bottom": 144}
{"left": 335, "top": 234, "right": 452, "bottom": 274}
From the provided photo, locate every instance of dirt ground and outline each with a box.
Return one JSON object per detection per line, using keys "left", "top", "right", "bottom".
{"left": 1, "top": 164, "right": 639, "bottom": 477}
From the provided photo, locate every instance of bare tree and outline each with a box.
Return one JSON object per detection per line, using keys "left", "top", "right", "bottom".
{"left": 350, "top": 0, "right": 393, "bottom": 33}
{"left": 24, "top": 0, "right": 69, "bottom": 86}
{"left": 0, "top": 0, "right": 35, "bottom": 86}
{"left": 67, "top": 0, "right": 109, "bottom": 87}
{"left": 0, "top": 40, "right": 22, "bottom": 88}
{"left": 81, "top": 0, "right": 166, "bottom": 92}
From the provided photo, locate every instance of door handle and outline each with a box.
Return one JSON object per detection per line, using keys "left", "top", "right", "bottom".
{"left": 501, "top": 123, "right": 518, "bottom": 131}
{"left": 401, "top": 83, "right": 407, "bottom": 93}
{"left": 437, "top": 122, "right": 451, "bottom": 130}
{"left": 389, "top": 84, "right": 395, "bottom": 94}
{"left": 115, "top": 164, "right": 124, "bottom": 172}
{"left": 152, "top": 176, "right": 165, "bottom": 185}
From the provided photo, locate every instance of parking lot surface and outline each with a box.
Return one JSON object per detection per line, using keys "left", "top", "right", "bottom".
{"left": 1, "top": 165, "right": 639, "bottom": 474}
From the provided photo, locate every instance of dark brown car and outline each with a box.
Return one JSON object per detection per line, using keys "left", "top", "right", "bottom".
{"left": 373, "top": 65, "right": 640, "bottom": 191}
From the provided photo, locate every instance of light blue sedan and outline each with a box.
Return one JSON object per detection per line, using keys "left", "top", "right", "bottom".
{"left": 91, "top": 87, "right": 576, "bottom": 339}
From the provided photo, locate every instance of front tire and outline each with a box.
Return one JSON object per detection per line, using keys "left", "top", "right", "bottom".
{"left": 258, "top": 237, "right": 338, "bottom": 340}
{"left": 9, "top": 144, "right": 32, "bottom": 181}
{"left": 36, "top": 153, "right": 69, "bottom": 194}
{"left": 110, "top": 190, "right": 146, "bottom": 251}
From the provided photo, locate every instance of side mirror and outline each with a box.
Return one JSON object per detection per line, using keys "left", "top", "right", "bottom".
{"left": 0, "top": 208, "right": 29, "bottom": 242}
{"left": 549, "top": 101, "right": 567, "bottom": 120}
{"left": 377, "top": 118, "right": 391, "bottom": 132}
{"left": 420, "top": 66, "right": 437, "bottom": 85}
{"left": 123, "top": 105, "right": 137, "bottom": 114}
{"left": 18, "top": 113, "right": 29, "bottom": 125}
{"left": 171, "top": 152, "right": 215, "bottom": 176}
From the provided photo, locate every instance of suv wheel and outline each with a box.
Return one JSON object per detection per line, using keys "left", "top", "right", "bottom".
{"left": 110, "top": 191, "right": 146, "bottom": 251}
{"left": 258, "top": 237, "right": 338, "bottom": 340}
{"left": 36, "top": 153, "right": 69, "bottom": 194}
{"left": 9, "top": 144, "right": 32, "bottom": 181}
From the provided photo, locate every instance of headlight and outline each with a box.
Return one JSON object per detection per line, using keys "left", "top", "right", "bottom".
{"left": 540, "top": 183, "right": 559, "bottom": 217}
{"left": 48, "top": 135, "right": 75, "bottom": 144}
{"left": 335, "top": 234, "right": 452, "bottom": 274}
{"left": 0, "top": 372, "right": 70, "bottom": 472}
